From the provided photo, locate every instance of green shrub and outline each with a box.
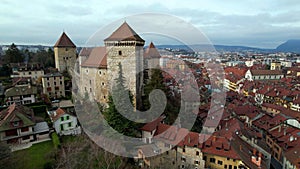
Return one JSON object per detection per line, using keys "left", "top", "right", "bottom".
{"left": 30, "top": 105, "right": 47, "bottom": 118}
{"left": 51, "top": 133, "right": 60, "bottom": 149}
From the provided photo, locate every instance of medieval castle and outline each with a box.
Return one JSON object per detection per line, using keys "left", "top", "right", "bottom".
{"left": 54, "top": 22, "right": 161, "bottom": 107}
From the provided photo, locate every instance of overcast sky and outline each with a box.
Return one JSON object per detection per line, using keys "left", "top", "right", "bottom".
{"left": 1, "top": 0, "right": 300, "bottom": 48}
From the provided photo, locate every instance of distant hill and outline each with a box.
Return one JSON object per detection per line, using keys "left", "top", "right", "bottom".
{"left": 276, "top": 39, "right": 300, "bottom": 53}
{"left": 2, "top": 40, "right": 300, "bottom": 54}
{"left": 155, "top": 44, "right": 274, "bottom": 53}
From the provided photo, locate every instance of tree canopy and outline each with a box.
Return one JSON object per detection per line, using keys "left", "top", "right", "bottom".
{"left": 3, "top": 43, "right": 24, "bottom": 63}
{"left": 28, "top": 48, "right": 55, "bottom": 67}
{"left": 142, "top": 68, "right": 180, "bottom": 124}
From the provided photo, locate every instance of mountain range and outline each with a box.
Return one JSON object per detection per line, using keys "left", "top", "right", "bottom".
{"left": 276, "top": 39, "right": 300, "bottom": 53}
{"left": 1, "top": 39, "right": 299, "bottom": 54}
{"left": 155, "top": 39, "right": 300, "bottom": 53}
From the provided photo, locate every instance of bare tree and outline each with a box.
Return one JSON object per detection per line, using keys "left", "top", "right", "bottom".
{"left": 54, "top": 134, "right": 134, "bottom": 169}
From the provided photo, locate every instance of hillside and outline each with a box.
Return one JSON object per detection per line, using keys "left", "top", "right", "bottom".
{"left": 276, "top": 39, "right": 300, "bottom": 53}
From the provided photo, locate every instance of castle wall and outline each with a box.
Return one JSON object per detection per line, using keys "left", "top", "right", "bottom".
{"left": 80, "top": 66, "right": 108, "bottom": 104}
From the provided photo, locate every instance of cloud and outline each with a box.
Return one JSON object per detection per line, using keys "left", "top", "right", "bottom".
{"left": 0, "top": 0, "right": 300, "bottom": 48}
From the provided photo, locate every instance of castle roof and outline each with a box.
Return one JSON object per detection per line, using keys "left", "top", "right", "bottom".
{"left": 79, "top": 47, "right": 93, "bottom": 57}
{"left": 81, "top": 47, "right": 107, "bottom": 68}
{"left": 54, "top": 32, "right": 76, "bottom": 48}
{"left": 144, "top": 42, "right": 161, "bottom": 58}
{"left": 104, "top": 22, "right": 145, "bottom": 42}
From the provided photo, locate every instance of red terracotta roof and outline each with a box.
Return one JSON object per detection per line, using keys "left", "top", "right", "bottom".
{"left": 178, "top": 131, "right": 200, "bottom": 147}
{"left": 104, "top": 22, "right": 144, "bottom": 42}
{"left": 252, "top": 114, "right": 273, "bottom": 131}
{"left": 54, "top": 32, "right": 76, "bottom": 48}
{"left": 50, "top": 108, "right": 66, "bottom": 122}
{"left": 218, "top": 118, "right": 243, "bottom": 139}
{"left": 262, "top": 103, "right": 285, "bottom": 111}
{"left": 269, "top": 113, "right": 288, "bottom": 124}
{"left": 154, "top": 123, "right": 189, "bottom": 146}
{"left": 293, "top": 97, "right": 300, "bottom": 104}
{"left": 251, "top": 70, "right": 283, "bottom": 75}
{"left": 140, "top": 116, "right": 164, "bottom": 132}
{"left": 281, "top": 109, "right": 300, "bottom": 119}
{"left": 202, "top": 135, "right": 241, "bottom": 160}
{"left": 284, "top": 143, "right": 300, "bottom": 168}
{"left": 268, "top": 126, "right": 298, "bottom": 140}
{"left": 81, "top": 47, "right": 107, "bottom": 68}
{"left": 225, "top": 67, "right": 247, "bottom": 77}
{"left": 233, "top": 105, "right": 260, "bottom": 119}
{"left": 231, "top": 134, "right": 269, "bottom": 169}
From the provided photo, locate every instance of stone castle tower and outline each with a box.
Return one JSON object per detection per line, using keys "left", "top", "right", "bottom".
{"left": 144, "top": 42, "right": 161, "bottom": 81}
{"left": 104, "top": 22, "right": 145, "bottom": 107}
{"left": 54, "top": 32, "right": 77, "bottom": 73}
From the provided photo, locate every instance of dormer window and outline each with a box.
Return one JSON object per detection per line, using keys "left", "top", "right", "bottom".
{"left": 12, "top": 121, "right": 20, "bottom": 127}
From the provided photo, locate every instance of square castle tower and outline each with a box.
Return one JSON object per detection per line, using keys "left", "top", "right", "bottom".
{"left": 65, "top": 22, "right": 161, "bottom": 108}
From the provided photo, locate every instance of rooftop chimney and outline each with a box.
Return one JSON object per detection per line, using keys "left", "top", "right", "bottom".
{"left": 213, "top": 136, "right": 217, "bottom": 142}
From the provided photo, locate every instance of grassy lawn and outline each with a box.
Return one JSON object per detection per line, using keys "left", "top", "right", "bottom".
{"left": 12, "top": 141, "right": 55, "bottom": 169}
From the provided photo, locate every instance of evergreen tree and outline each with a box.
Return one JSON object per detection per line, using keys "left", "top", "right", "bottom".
{"left": 142, "top": 68, "right": 180, "bottom": 124}
{"left": 4, "top": 43, "right": 24, "bottom": 63}
{"left": 103, "top": 63, "right": 137, "bottom": 137}
{"left": 0, "top": 64, "right": 12, "bottom": 77}
{"left": 143, "top": 69, "right": 168, "bottom": 110}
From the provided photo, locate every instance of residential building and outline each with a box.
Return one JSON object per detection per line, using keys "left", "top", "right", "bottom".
{"left": 201, "top": 136, "right": 246, "bottom": 169}
{"left": 140, "top": 115, "right": 269, "bottom": 169}
{"left": 4, "top": 84, "right": 37, "bottom": 105}
{"left": 245, "top": 70, "right": 284, "bottom": 81}
{"left": 270, "top": 62, "right": 281, "bottom": 70}
{"left": 48, "top": 108, "right": 81, "bottom": 136}
{"left": 140, "top": 117, "right": 206, "bottom": 169}
{"left": 290, "top": 97, "right": 300, "bottom": 112}
{"left": 0, "top": 104, "right": 49, "bottom": 145}
{"left": 224, "top": 67, "right": 246, "bottom": 92}
{"left": 10, "top": 63, "right": 44, "bottom": 84}
{"left": 42, "top": 72, "right": 65, "bottom": 99}
{"left": 286, "top": 67, "right": 300, "bottom": 77}
{"left": 266, "top": 124, "right": 300, "bottom": 165}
